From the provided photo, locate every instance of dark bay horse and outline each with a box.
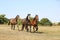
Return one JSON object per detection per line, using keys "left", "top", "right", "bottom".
{"left": 21, "top": 15, "right": 39, "bottom": 32}
{"left": 8, "top": 15, "right": 20, "bottom": 30}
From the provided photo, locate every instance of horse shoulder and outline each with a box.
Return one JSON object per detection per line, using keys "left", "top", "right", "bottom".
{"left": 10, "top": 18, "right": 16, "bottom": 23}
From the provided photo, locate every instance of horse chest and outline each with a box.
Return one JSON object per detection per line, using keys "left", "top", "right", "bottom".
{"left": 31, "top": 21, "right": 36, "bottom": 26}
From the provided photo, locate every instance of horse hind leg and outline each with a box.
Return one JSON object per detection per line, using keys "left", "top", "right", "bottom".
{"left": 30, "top": 25, "right": 31, "bottom": 32}
{"left": 36, "top": 27, "right": 38, "bottom": 31}
{"left": 25, "top": 25, "right": 29, "bottom": 32}
{"left": 11, "top": 25, "right": 13, "bottom": 30}
{"left": 21, "top": 24, "right": 25, "bottom": 31}
{"left": 17, "top": 24, "right": 20, "bottom": 31}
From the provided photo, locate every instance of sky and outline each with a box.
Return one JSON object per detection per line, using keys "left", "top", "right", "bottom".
{"left": 0, "top": 0, "right": 60, "bottom": 22}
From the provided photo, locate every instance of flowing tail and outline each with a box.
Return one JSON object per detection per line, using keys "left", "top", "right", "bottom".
{"left": 8, "top": 20, "right": 10, "bottom": 25}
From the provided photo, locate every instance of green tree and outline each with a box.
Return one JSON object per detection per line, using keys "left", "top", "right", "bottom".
{"left": 30, "top": 17, "right": 34, "bottom": 20}
{"left": 0, "top": 14, "right": 9, "bottom": 24}
{"left": 39, "top": 18, "right": 52, "bottom": 26}
{"left": 57, "top": 22, "right": 60, "bottom": 26}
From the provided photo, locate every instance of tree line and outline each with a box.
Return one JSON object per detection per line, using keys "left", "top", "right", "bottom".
{"left": 0, "top": 14, "right": 60, "bottom": 26}
{"left": 0, "top": 14, "right": 9, "bottom": 24}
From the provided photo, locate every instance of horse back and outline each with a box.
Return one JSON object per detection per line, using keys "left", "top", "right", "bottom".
{"left": 21, "top": 18, "right": 26, "bottom": 24}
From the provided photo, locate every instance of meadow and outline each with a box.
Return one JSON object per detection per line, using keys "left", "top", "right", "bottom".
{"left": 0, "top": 25, "right": 60, "bottom": 40}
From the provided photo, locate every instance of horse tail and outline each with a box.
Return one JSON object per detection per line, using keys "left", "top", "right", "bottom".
{"left": 8, "top": 20, "right": 10, "bottom": 25}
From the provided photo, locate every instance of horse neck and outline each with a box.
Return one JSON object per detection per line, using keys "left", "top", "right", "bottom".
{"left": 15, "top": 18, "right": 17, "bottom": 22}
{"left": 34, "top": 18, "right": 38, "bottom": 23}
{"left": 26, "top": 16, "right": 28, "bottom": 20}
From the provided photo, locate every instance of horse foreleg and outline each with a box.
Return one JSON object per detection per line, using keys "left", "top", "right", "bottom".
{"left": 33, "top": 27, "right": 35, "bottom": 32}
{"left": 13, "top": 25, "right": 15, "bottom": 30}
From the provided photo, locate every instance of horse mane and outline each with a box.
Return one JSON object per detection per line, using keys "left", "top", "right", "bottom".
{"left": 15, "top": 15, "right": 20, "bottom": 21}
{"left": 33, "top": 18, "right": 35, "bottom": 21}
{"left": 32, "top": 15, "right": 38, "bottom": 23}
{"left": 33, "top": 15, "right": 38, "bottom": 21}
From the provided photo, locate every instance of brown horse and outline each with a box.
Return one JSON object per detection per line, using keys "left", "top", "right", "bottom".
{"left": 8, "top": 15, "right": 20, "bottom": 30}
{"left": 29, "top": 15, "right": 38, "bottom": 32}
{"left": 21, "top": 15, "right": 39, "bottom": 32}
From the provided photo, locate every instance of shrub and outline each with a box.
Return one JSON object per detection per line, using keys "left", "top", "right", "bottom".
{"left": 58, "top": 22, "right": 60, "bottom": 26}
{"left": 0, "top": 14, "right": 9, "bottom": 24}
{"left": 39, "top": 18, "right": 52, "bottom": 26}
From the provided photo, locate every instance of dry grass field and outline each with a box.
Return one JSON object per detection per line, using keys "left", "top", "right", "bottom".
{"left": 0, "top": 25, "right": 60, "bottom": 40}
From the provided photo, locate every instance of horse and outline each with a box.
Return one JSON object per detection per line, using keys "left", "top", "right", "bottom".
{"left": 20, "top": 18, "right": 26, "bottom": 30}
{"left": 8, "top": 15, "right": 20, "bottom": 30}
{"left": 21, "top": 15, "right": 39, "bottom": 32}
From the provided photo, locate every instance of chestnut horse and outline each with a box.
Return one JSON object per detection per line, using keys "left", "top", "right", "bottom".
{"left": 21, "top": 15, "right": 39, "bottom": 32}
{"left": 8, "top": 15, "right": 20, "bottom": 30}
{"left": 29, "top": 15, "right": 38, "bottom": 32}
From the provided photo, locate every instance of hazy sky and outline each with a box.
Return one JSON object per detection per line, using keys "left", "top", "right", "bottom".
{"left": 0, "top": 0, "right": 60, "bottom": 22}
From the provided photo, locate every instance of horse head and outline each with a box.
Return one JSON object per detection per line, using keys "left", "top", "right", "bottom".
{"left": 34, "top": 15, "right": 39, "bottom": 22}
{"left": 15, "top": 15, "right": 20, "bottom": 21}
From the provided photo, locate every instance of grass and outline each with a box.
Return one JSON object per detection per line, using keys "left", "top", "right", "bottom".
{"left": 0, "top": 25, "right": 60, "bottom": 40}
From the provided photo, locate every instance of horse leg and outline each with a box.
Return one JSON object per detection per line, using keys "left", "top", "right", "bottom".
{"left": 25, "top": 25, "right": 29, "bottom": 32}
{"left": 11, "top": 25, "right": 13, "bottom": 30}
{"left": 25, "top": 21, "right": 29, "bottom": 32}
{"left": 13, "top": 25, "right": 15, "bottom": 30}
{"left": 36, "top": 25, "right": 38, "bottom": 31}
{"left": 21, "top": 24, "right": 25, "bottom": 31}
{"left": 17, "top": 24, "right": 20, "bottom": 31}
{"left": 33, "top": 26, "right": 35, "bottom": 32}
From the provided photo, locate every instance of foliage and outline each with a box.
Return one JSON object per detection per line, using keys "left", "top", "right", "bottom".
{"left": 18, "top": 19, "right": 22, "bottom": 25}
{"left": 30, "top": 17, "right": 34, "bottom": 20}
{"left": 0, "top": 14, "right": 9, "bottom": 24}
{"left": 39, "top": 18, "right": 52, "bottom": 26}
{"left": 57, "top": 22, "right": 60, "bottom": 26}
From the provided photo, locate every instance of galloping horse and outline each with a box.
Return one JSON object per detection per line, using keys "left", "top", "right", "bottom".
{"left": 29, "top": 15, "right": 38, "bottom": 32}
{"left": 21, "top": 15, "right": 39, "bottom": 32}
{"left": 27, "top": 15, "right": 38, "bottom": 32}
{"left": 8, "top": 15, "right": 20, "bottom": 30}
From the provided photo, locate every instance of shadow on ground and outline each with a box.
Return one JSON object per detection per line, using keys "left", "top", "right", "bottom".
{"left": 30, "top": 32, "right": 44, "bottom": 34}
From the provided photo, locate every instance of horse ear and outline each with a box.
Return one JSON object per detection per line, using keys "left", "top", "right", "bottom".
{"left": 15, "top": 16, "right": 17, "bottom": 19}
{"left": 35, "top": 15, "right": 38, "bottom": 20}
{"left": 16, "top": 15, "right": 20, "bottom": 19}
{"left": 36, "top": 15, "right": 38, "bottom": 17}
{"left": 28, "top": 14, "right": 31, "bottom": 16}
